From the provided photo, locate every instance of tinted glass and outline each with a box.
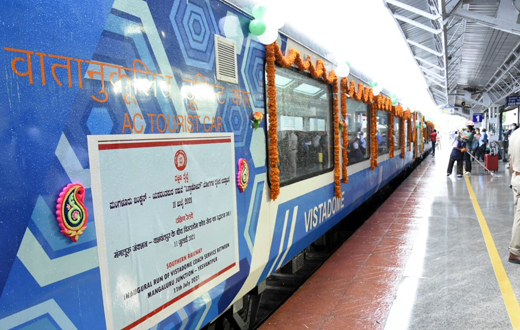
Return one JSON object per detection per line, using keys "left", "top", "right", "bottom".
{"left": 376, "top": 110, "right": 389, "bottom": 154}
{"left": 346, "top": 98, "right": 370, "bottom": 164}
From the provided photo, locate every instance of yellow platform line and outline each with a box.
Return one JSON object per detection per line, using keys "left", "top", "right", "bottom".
{"left": 465, "top": 175, "right": 520, "bottom": 330}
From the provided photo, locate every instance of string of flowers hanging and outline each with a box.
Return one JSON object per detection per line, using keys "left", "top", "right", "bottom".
{"left": 412, "top": 111, "right": 416, "bottom": 143}
{"left": 332, "top": 81, "right": 341, "bottom": 198}
{"left": 421, "top": 116, "right": 425, "bottom": 154}
{"left": 340, "top": 78, "right": 349, "bottom": 183}
{"left": 265, "top": 43, "right": 280, "bottom": 200}
{"left": 389, "top": 112, "right": 395, "bottom": 158}
{"left": 410, "top": 111, "right": 419, "bottom": 159}
{"left": 370, "top": 105, "right": 378, "bottom": 170}
{"left": 266, "top": 42, "right": 341, "bottom": 199}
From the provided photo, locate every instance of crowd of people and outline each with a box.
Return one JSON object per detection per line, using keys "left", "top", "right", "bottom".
{"left": 445, "top": 124, "right": 489, "bottom": 177}
{"left": 444, "top": 122, "right": 520, "bottom": 265}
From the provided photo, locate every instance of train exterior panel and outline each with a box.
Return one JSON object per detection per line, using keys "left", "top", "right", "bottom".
{"left": 0, "top": 1, "right": 431, "bottom": 329}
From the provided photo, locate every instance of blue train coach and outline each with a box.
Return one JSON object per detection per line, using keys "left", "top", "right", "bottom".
{"left": 0, "top": 0, "right": 433, "bottom": 329}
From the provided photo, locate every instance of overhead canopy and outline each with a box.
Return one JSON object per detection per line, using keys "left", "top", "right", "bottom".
{"left": 384, "top": 0, "right": 520, "bottom": 116}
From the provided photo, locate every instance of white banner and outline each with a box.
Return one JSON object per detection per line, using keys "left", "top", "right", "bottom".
{"left": 88, "top": 133, "right": 239, "bottom": 330}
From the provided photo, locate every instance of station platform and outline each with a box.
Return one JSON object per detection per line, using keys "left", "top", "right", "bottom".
{"left": 259, "top": 139, "right": 520, "bottom": 330}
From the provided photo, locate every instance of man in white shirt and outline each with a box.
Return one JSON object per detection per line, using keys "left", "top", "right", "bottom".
{"left": 358, "top": 131, "right": 366, "bottom": 157}
{"left": 508, "top": 128, "right": 520, "bottom": 264}
{"left": 288, "top": 131, "right": 298, "bottom": 176}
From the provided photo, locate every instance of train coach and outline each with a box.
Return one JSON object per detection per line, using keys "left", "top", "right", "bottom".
{"left": 0, "top": 0, "right": 433, "bottom": 329}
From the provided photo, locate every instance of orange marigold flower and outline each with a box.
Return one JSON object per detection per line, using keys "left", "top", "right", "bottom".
{"left": 253, "top": 111, "right": 263, "bottom": 121}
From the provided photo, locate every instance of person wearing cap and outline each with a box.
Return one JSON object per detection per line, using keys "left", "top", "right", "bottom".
{"left": 508, "top": 127, "right": 520, "bottom": 264}
{"left": 447, "top": 134, "right": 468, "bottom": 177}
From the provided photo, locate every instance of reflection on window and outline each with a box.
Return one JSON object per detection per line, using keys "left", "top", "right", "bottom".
{"left": 268, "top": 66, "right": 333, "bottom": 185}
{"left": 394, "top": 117, "right": 401, "bottom": 149}
{"left": 293, "top": 83, "right": 322, "bottom": 96}
{"left": 376, "top": 110, "right": 389, "bottom": 155}
{"left": 405, "top": 120, "right": 409, "bottom": 149}
{"left": 346, "top": 98, "right": 370, "bottom": 164}
{"left": 275, "top": 74, "right": 293, "bottom": 88}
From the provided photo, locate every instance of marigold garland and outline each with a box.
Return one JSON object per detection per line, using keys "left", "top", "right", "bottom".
{"left": 265, "top": 43, "right": 280, "bottom": 200}
{"left": 332, "top": 79, "right": 341, "bottom": 198}
{"left": 413, "top": 112, "right": 417, "bottom": 157}
{"left": 370, "top": 105, "right": 378, "bottom": 170}
{"left": 421, "top": 116, "right": 425, "bottom": 154}
{"left": 412, "top": 111, "right": 416, "bottom": 142}
{"left": 340, "top": 78, "right": 349, "bottom": 183}
{"left": 267, "top": 42, "right": 341, "bottom": 198}
{"left": 348, "top": 80, "right": 355, "bottom": 98}
{"left": 266, "top": 42, "right": 433, "bottom": 196}
{"left": 353, "top": 83, "right": 363, "bottom": 101}
{"left": 389, "top": 114, "right": 395, "bottom": 158}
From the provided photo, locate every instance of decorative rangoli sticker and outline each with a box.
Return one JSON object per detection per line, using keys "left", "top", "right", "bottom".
{"left": 237, "top": 158, "right": 249, "bottom": 193}
{"left": 56, "top": 183, "right": 88, "bottom": 242}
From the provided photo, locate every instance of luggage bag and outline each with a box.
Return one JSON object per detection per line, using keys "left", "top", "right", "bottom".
{"left": 485, "top": 154, "right": 499, "bottom": 171}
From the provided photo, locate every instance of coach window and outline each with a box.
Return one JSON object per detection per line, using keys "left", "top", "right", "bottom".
{"left": 346, "top": 98, "right": 370, "bottom": 164}
{"left": 375, "top": 110, "right": 389, "bottom": 154}
{"left": 268, "top": 66, "right": 333, "bottom": 186}
{"left": 394, "top": 116, "right": 401, "bottom": 150}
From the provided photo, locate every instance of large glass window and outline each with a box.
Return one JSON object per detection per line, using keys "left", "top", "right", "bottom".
{"left": 346, "top": 98, "right": 370, "bottom": 164}
{"left": 268, "top": 66, "right": 333, "bottom": 185}
{"left": 376, "top": 110, "right": 389, "bottom": 154}
{"left": 394, "top": 116, "right": 401, "bottom": 149}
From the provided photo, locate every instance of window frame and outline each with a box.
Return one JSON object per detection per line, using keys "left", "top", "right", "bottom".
{"left": 265, "top": 64, "right": 335, "bottom": 188}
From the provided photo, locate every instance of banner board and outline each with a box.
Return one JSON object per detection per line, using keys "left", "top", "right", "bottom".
{"left": 88, "top": 133, "right": 239, "bottom": 330}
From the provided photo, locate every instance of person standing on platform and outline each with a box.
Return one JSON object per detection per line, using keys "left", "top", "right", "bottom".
{"left": 477, "top": 128, "right": 488, "bottom": 161}
{"left": 447, "top": 134, "right": 468, "bottom": 178}
{"left": 471, "top": 128, "right": 480, "bottom": 161}
{"left": 508, "top": 128, "right": 520, "bottom": 264}
{"left": 429, "top": 129, "right": 437, "bottom": 156}
{"left": 464, "top": 126, "right": 474, "bottom": 175}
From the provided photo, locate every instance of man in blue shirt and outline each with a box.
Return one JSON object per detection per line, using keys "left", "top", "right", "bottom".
{"left": 476, "top": 128, "right": 488, "bottom": 161}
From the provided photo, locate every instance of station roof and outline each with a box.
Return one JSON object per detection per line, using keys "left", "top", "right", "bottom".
{"left": 384, "top": 0, "right": 520, "bottom": 116}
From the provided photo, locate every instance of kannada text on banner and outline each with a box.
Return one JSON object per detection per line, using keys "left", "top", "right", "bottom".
{"left": 88, "top": 133, "right": 239, "bottom": 330}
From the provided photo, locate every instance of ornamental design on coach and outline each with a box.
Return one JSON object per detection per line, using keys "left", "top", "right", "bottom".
{"left": 237, "top": 158, "right": 249, "bottom": 193}
{"left": 56, "top": 183, "right": 88, "bottom": 242}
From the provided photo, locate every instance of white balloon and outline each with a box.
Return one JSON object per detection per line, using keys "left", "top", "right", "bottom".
{"left": 335, "top": 62, "right": 350, "bottom": 77}
{"left": 257, "top": 28, "right": 278, "bottom": 45}
{"left": 373, "top": 85, "right": 383, "bottom": 96}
